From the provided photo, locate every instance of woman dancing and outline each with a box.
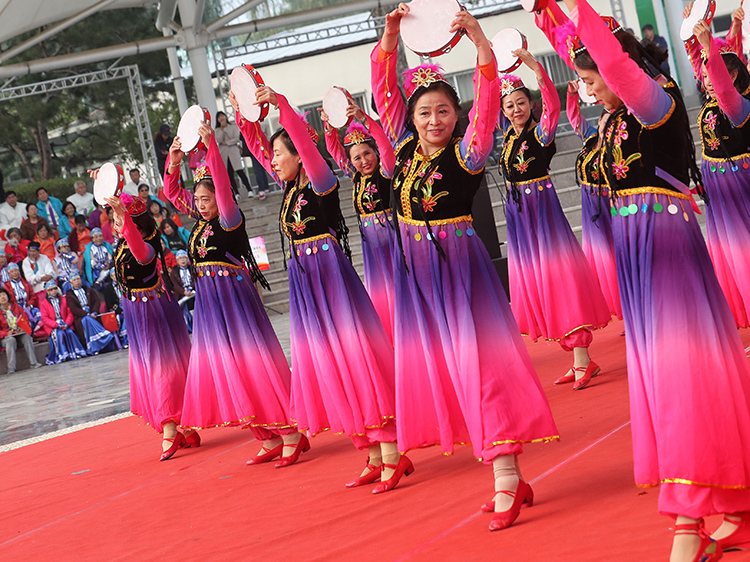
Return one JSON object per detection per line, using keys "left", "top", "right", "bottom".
{"left": 565, "top": 0, "right": 750, "bottom": 559}
{"left": 372, "top": 4, "right": 557, "bottom": 529}
{"left": 323, "top": 100, "right": 397, "bottom": 341}
{"left": 234, "top": 87, "right": 403, "bottom": 491}
{"left": 498, "top": 46, "right": 611, "bottom": 390}
{"left": 164, "top": 122, "right": 305, "bottom": 468}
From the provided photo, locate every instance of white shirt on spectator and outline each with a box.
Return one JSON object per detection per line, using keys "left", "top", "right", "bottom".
{"left": 0, "top": 201, "right": 27, "bottom": 231}
{"left": 22, "top": 254, "right": 57, "bottom": 294}
{"left": 66, "top": 192, "right": 95, "bottom": 216}
{"left": 122, "top": 181, "right": 140, "bottom": 197}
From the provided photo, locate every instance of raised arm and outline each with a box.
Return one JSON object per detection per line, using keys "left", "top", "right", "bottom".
{"left": 535, "top": 61, "right": 560, "bottom": 146}
{"left": 200, "top": 125, "right": 242, "bottom": 230}
{"left": 700, "top": 27, "right": 750, "bottom": 127}
{"left": 566, "top": 81, "right": 597, "bottom": 141}
{"left": 682, "top": 2, "right": 704, "bottom": 83}
{"left": 105, "top": 197, "right": 154, "bottom": 265}
{"left": 231, "top": 91, "right": 283, "bottom": 187}
{"left": 726, "top": 6, "right": 746, "bottom": 61}
{"left": 535, "top": 0, "right": 576, "bottom": 71}
{"left": 324, "top": 125, "right": 355, "bottom": 178}
{"left": 162, "top": 139, "right": 200, "bottom": 220}
{"left": 363, "top": 114, "right": 397, "bottom": 177}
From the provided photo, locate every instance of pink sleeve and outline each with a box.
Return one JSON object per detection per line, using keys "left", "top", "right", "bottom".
{"left": 370, "top": 42, "right": 409, "bottom": 148}
{"left": 534, "top": 64, "right": 560, "bottom": 146}
{"left": 121, "top": 212, "right": 154, "bottom": 265}
{"left": 277, "top": 94, "right": 337, "bottom": 195}
{"left": 535, "top": 1, "right": 575, "bottom": 71}
{"left": 325, "top": 127, "right": 355, "bottom": 178}
{"left": 364, "top": 114, "right": 397, "bottom": 177}
{"left": 684, "top": 39, "right": 704, "bottom": 83}
{"left": 567, "top": 90, "right": 596, "bottom": 140}
{"left": 706, "top": 37, "right": 750, "bottom": 127}
{"left": 238, "top": 118, "right": 283, "bottom": 187}
{"left": 576, "top": 0, "right": 673, "bottom": 126}
{"left": 459, "top": 61, "right": 501, "bottom": 171}
{"left": 162, "top": 164, "right": 200, "bottom": 220}
{"left": 727, "top": 19, "right": 747, "bottom": 63}
{"left": 204, "top": 136, "right": 241, "bottom": 230}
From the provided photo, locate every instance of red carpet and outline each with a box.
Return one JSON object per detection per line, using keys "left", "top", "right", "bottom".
{"left": 2, "top": 320, "right": 750, "bottom": 561}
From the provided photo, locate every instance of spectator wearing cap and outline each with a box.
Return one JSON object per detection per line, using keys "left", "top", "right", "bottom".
{"left": 67, "top": 215, "right": 92, "bottom": 257}
{"left": 155, "top": 124, "right": 173, "bottom": 177}
{"left": 5, "top": 227, "right": 29, "bottom": 264}
{"left": 39, "top": 280, "right": 87, "bottom": 364}
{"left": 4, "top": 262, "right": 41, "bottom": 331}
{"left": 65, "top": 272, "right": 114, "bottom": 354}
{"left": 0, "top": 287, "right": 42, "bottom": 373}
{"left": 66, "top": 180, "right": 95, "bottom": 217}
{"left": 36, "top": 187, "right": 63, "bottom": 235}
{"left": 82, "top": 228, "right": 113, "bottom": 287}
{"left": 169, "top": 249, "right": 195, "bottom": 332}
{"left": 0, "top": 253, "right": 10, "bottom": 283}
{"left": 22, "top": 241, "right": 58, "bottom": 303}
{"left": 34, "top": 224, "right": 56, "bottom": 262}
{"left": 0, "top": 191, "right": 28, "bottom": 233}
{"left": 20, "top": 203, "right": 52, "bottom": 241}
{"left": 54, "top": 239, "right": 82, "bottom": 292}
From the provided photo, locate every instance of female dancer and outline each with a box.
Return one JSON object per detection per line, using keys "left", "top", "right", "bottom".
{"left": 565, "top": 0, "right": 750, "bottom": 558}
{"left": 234, "top": 88, "right": 403, "bottom": 491}
{"left": 681, "top": 6, "right": 750, "bottom": 329}
{"left": 372, "top": 5, "right": 557, "bottom": 528}
{"left": 164, "top": 122, "right": 305, "bottom": 468}
{"left": 322, "top": 101, "right": 396, "bottom": 341}
{"left": 39, "top": 280, "right": 87, "bottom": 364}
{"left": 498, "top": 47, "right": 611, "bottom": 390}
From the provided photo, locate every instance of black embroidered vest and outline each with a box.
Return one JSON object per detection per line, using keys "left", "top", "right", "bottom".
{"left": 189, "top": 212, "right": 247, "bottom": 267}
{"left": 500, "top": 123, "right": 556, "bottom": 184}
{"left": 698, "top": 96, "right": 750, "bottom": 162}
{"left": 352, "top": 168, "right": 392, "bottom": 216}
{"left": 114, "top": 231, "right": 161, "bottom": 294}
{"left": 280, "top": 180, "right": 342, "bottom": 243}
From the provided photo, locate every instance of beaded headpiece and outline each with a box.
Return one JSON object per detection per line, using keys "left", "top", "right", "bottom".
{"left": 561, "top": 16, "right": 622, "bottom": 61}
{"left": 343, "top": 122, "right": 372, "bottom": 146}
{"left": 7, "top": 262, "right": 18, "bottom": 270}
{"left": 119, "top": 193, "right": 147, "bottom": 217}
{"left": 194, "top": 165, "right": 212, "bottom": 183}
{"left": 45, "top": 280, "right": 58, "bottom": 291}
{"left": 700, "top": 37, "right": 735, "bottom": 61}
{"left": 175, "top": 250, "right": 188, "bottom": 259}
{"left": 403, "top": 64, "right": 450, "bottom": 100}
{"left": 500, "top": 74, "right": 526, "bottom": 97}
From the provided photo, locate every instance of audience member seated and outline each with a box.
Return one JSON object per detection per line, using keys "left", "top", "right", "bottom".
{"left": 36, "top": 187, "right": 63, "bottom": 236}
{"left": 34, "top": 224, "right": 57, "bottom": 261}
{"left": 66, "top": 180, "right": 95, "bottom": 217}
{"left": 65, "top": 273, "right": 115, "bottom": 354}
{"left": 87, "top": 202, "right": 111, "bottom": 231}
{"left": 160, "top": 218, "right": 189, "bottom": 252}
{"left": 0, "top": 253, "right": 10, "bottom": 283}
{"left": 137, "top": 184, "right": 153, "bottom": 207}
{"left": 68, "top": 215, "right": 91, "bottom": 256}
{"left": 159, "top": 238, "right": 177, "bottom": 273}
{"left": 54, "top": 239, "right": 82, "bottom": 292}
{"left": 148, "top": 199, "right": 166, "bottom": 228}
{"left": 169, "top": 250, "right": 195, "bottom": 333}
{"left": 122, "top": 168, "right": 142, "bottom": 197}
{"left": 101, "top": 207, "right": 115, "bottom": 244}
{"left": 4, "top": 228, "right": 28, "bottom": 264}
{"left": 0, "top": 287, "right": 42, "bottom": 373}
{"left": 20, "top": 204, "right": 52, "bottom": 241}
{"left": 100, "top": 269, "right": 128, "bottom": 347}
{"left": 22, "top": 241, "right": 57, "bottom": 304}
{"left": 4, "top": 262, "right": 40, "bottom": 331}
{"left": 0, "top": 191, "right": 27, "bottom": 233}
{"left": 39, "top": 280, "right": 86, "bottom": 364}
{"left": 58, "top": 202, "right": 76, "bottom": 239}
{"left": 83, "top": 228, "right": 113, "bottom": 288}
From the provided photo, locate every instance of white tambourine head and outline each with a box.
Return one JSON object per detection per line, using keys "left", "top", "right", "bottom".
{"left": 401, "top": 0, "right": 460, "bottom": 55}
{"left": 230, "top": 67, "right": 262, "bottom": 123}
{"left": 94, "top": 162, "right": 121, "bottom": 207}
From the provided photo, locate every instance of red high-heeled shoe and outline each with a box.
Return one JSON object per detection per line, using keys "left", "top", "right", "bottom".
{"left": 673, "top": 520, "right": 722, "bottom": 562}
{"left": 372, "top": 455, "right": 414, "bottom": 494}
{"left": 247, "top": 442, "right": 283, "bottom": 465}
{"left": 573, "top": 360, "right": 601, "bottom": 391}
{"left": 275, "top": 435, "right": 311, "bottom": 468}
{"left": 481, "top": 482, "right": 534, "bottom": 512}
{"left": 554, "top": 368, "right": 575, "bottom": 385}
{"left": 183, "top": 431, "right": 201, "bottom": 449}
{"left": 489, "top": 479, "right": 531, "bottom": 531}
{"left": 160, "top": 432, "right": 186, "bottom": 461}
{"left": 345, "top": 460, "right": 383, "bottom": 488}
{"left": 716, "top": 513, "right": 750, "bottom": 551}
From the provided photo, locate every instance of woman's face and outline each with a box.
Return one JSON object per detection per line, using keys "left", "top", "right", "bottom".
{"left": 28, "top": 206, "right": 38, "bottom": 219}
{"left": 38, "top": 227, "right": 49, "bottom": 240}
{"left": 349, "top": 144, "right": 379, "bottom": 176}
{"left": 163, "top": 223, "right": 174, "bottom": 236}
{"left": 0, "top": 292, "right": 8, "bottom": 305}
{"left": 64, "top": 205, "right": 75, "bottom": 217}
{"left": 218, "top": 113, "right": 228, "bottom": 126}
{"left": 112, "top": 215, "right": 124, "bottom": 237}
{"left": 46, "top": 287, "right": 59, "bottom": 298}
{"left": 194, "top": 185, "right": 218, "bottom": 220}
{"left": 502, "top": 90, "right": 532, "bottom": 130}
{"left": 411, "top": 90, "right": 458, "bottom": 150}
{"left": 271, "top": 138, "right": 302, "bottom": 182}
{"left": 93, "top": 233, "right": 104, "bottom": 245}
{"left": 139, "top": 186, "right": 150, "bottom": 201}
{"left": 576, "top": 67, "right": 623, "bottom": 111}
{"left": 149, "top": 202, "right": 160, "bottom": 216}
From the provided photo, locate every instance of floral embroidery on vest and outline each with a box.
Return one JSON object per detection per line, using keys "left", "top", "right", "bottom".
{"left": 286, "top": 191, "right": 315, "bottom": 235}
{"left": 609, "top": 120, "right": 641, "bottom": 180}
{"left": 702, "top": 111, "right": 721, "bottom": 151}
{"left": 196, "top": 223, "right": 217, "bottom": 258}
{"left": 412, "top": 168, "right": 447, "bottom": 213}
{"left": 513, "top": 141, "right": 535, "bottom": 173}
{"left": 360, "top": 179, "right": 381, "bottom": 212}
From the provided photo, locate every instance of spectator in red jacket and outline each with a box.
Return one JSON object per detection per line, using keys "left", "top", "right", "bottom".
{"left": 5, "top": 228, "right": 29, "bottom": 264}
{"left": 0, "top": 287, "right": 42, "bottom": 373}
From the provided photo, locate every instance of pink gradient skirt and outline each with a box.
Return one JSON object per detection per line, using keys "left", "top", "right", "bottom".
{"left": 359, "top": 211, "right": 396, "bottom": 343}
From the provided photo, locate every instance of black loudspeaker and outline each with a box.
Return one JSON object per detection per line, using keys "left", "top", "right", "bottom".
{"left": 471, "top": 174, "right": 509, "bottom": 300}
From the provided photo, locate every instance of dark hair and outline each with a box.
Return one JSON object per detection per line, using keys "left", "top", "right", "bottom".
{"left": 270, "top": 128, "right": 298, "bottom": 156}
{"left": 106, "top": 206, "right": 113, "bottom": 217}
{"left": 344, "top": 138, "right": 379, "bottom": 162}
{"left": 6, "top": 227, "right": 21, "bottom": 237}
{"left": 138, "top": 184, "right": 150, "bottom": 192}
{"left": 160, "top": 217, "right": 179, "bottom": 236}
{"left": 215, "top": 111, "right": 228, "bottom": 126}
{"left": 722, "top": 52, "right": 750, "bottom": 95}
{"left": 62, "top": 202, "right": 76, "bottom": 215}
{"left": 131, "top": 212, "right": 157, "bottom": 238}
{"left": 406, "top": 81, "right": 462, "bottom": 136}
{"left": 0, "top": 288, "right": 11, "bottom": 302}
{"left": 148, "top": 200, "right": 163, "bottom": 213}
{"left": 74, "top": 215, "right": 87, "bottom": 225}
{"left": 642, "top": 24, "right": 654, "bottom": 32}
{"left": 35, "top": 187, "right": 47, "bottom": 196}
{"left": 5, "top": 190, "right": 16, "bottom": 199}
{"left": 37, "top": 224, "right": 50, "bottom": 236}
{"left": 28, "top": 241, "right": 41, "bottom": 250}
{"left": 129, "top": 168, "right": 139, "bottom": 174}
{"left": 194, "top": 178, "right": 215, "bottom": 193}
{"left": 27, "top": 205, "right": 37, "bottom": 216}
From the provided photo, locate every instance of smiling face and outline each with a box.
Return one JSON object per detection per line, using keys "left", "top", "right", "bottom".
{"left": 0, "top": 292, "right": 8, "bottom": 306}
{"left": 349, "top": 143, "right": 379, "bottom": 176}
{"left": 501, "top": 90, "right": 532, "bottom": 130}
{"left": 9, "top": 267, "right": 20, "bottom": 280}
{"left": 177, "top": 255, "right": 189, "bottom": 268}
{"left": 411, "top": 90, "right": 458, "bottom": 152}
{"left": 576, "top": 67, "right": 622, "bottom": 111}
{"left": 93, "top": 232, "right": 104, "bottom": 245}
{"left": 162, "top": 222, "right": 174, "bottom": 236}
{"left": 37, "top": 189, "right": 49, "bottom": 202}
{"left": 194, "top": 184, "right": 218, "bottom": 220}
{"left": 271, "top": 137, "right": 302, "bottom": 182}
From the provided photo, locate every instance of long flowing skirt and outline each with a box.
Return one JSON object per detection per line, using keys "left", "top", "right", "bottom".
{"left": 360, "top": 212, "right": 396, "bottom": 343}
{"left": 181, "top": 263, "right": 294, "bottom": 435}
{"left": 394, "top": 217, "right": 559, "bottom": 462}
{"left": 124, "top": 288, "right": 191, "bottom": 432}
{"left": 288, "top": 235, "right": 396, "bottom": 448}
{"left": 505, "top": 178, "right": 611, "bottom": 342}
{"left": 612, "top": 190, "right": 750, "bottom": 518}
{"left": 702, "top": 159, "right": 750, "bottom": 328}
{"left": 581, "top": 183, "right": 622, "bottom": 319}
{"left": 81, "top": 315, "right": 115, "bottom": 354}
{"left": 45, "top": 327, "right": 87, "bottom": 365}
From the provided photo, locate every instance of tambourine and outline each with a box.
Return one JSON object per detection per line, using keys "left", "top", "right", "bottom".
{"left": 230, "top": 64, "right": 269, "bottom": 123}
{"left": 93, "top": 162, "right": 124, "bottom": 207}
{"left": 401, "top": 0, "right": 466, "bottom": 57}
{"left": 176, "top": 105, "right": 211, "bottom": 153}
{"left": 491, "top": 28, "right": 528, "bottom": 73}
{"left": 322, "top": 87, "right": 355, "bottom": 129}
{"left": 680, "top": 0, "right": 716, "bottom": 42}
{"left": 519, "top": 0, "right": 548, "bottom": 13}
{"left": 577, "top": 77, "right": 597, "bottom": 104}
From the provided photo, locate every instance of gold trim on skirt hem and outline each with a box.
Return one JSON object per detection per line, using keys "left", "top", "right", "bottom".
{"left": 637, "top": 478, "right": 750, "bottom": 490}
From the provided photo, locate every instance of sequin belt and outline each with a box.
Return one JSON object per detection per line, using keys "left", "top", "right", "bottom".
{"left": 610, "top": 187, "right": 693, "bottom": 222}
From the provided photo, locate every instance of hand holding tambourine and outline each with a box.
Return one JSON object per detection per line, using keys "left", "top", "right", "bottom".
{"left": 345, "top": 102, "right": 366, "bottom": 122}
{"left": 683, "top": 1, "right": 693, "bottom": 19}
{"left": 198, "top": 121, "right": 214, "bottom": 151}
{"left": 254, "top": 86, "right": 279, "bottom": 108}
{"left": 104, "top": 196, "right": 128, "bottom": 221}
{"left": 567, "top": 80, "right": 580, "bottom": 97}
{"left": 384, "top": 3, "right": 410, "bottom": 36}
{"left": 450, "top": 9, "right": 487, "bottom": 48}
{"left": 693, "top": 19, "right": 712, "bottom": 50}
{"left": 168, "top": 138, "right": 185, "bottom": 169}
{"left": 513, "top": 48, "right": 541, "bottom": 75}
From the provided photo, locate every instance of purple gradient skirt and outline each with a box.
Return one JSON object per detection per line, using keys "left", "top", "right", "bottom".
{"left": 181, "top": 263, "right": 295, "bottom": 438}
{"left": 393, "top": 217, "right": 558, "bottom": 463}
{"left": 702, "top": 159, "right": 750, "bottom": 328}
{"left": 123, "top": 287, "right": 191, "bottom": 432}
{"left": 360, "top": 211, "right": 396, "bottom": 343}
{"left": 287, "top": 235, "right": 396, "bottom": 450}
{"left": 581, "top": 182, "right": 622, "bottom": 319}
{"left": 505, "top": 178, "right": 611, "bottom": 343}
{"left": 612, "top": 190, "right": 750, "bottom": 518}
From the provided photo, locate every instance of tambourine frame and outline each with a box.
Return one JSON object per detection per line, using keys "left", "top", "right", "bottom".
{"left": 401, "top": 0, "right": 467, "bottom": 58}
{"left": 231, "top": 64, "right": 269, "bottom": 123}
{"left": 176, "top": 105, "right": 211, "bottom": 154}
{"left": 93, "top": 162, "right": 125, "bottom": 207}
{"left": 322, "top": 86, "right": 355, "bottom": 129}
{"left": 680, "top": 0, "right": 716, "bottom": 43}
{"left": 492, "top": 28, "right": 529, "bottom": 74}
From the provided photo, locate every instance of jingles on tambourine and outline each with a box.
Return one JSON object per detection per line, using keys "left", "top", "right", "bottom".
{"left": 176, "top": 105, "right": 212, "bottom": 153}
{"left": 680, "top": 0, "right": 716, "bottom": 42}
{"left": 491, "top": 28, "right": 528, "bottom": 74}
{"left": 519, "top": 0, "right": 549, "bottom": 13}
{"left": 400, "top": 0, "right": 467, "bottom": 57}
{"left": 93, "top": 162, "right": 125, "bottom": 207}
{"left": 230, "top": 64, "right": 269, "bottom": 123}
{"left": 322, "top": 87, "right": 355, "bottom": 129}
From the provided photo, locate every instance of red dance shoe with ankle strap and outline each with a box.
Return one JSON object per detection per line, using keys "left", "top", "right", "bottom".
{"left": 716, "top": 513, "right": 750, "bottom": 551}
{"left": 481, "top": 482, "right": 534, "bottom": 512}
{"left": 183, "top": 432, "right": 201, "bottom": 449}
{"left": 275, "top": 435, "right": 311, "bottom": 468}
{"left": 247, "top": 443, "right": 283, "bottom": 465}
{"left": 573, "top": 360, "right": 601, "bottom": 391}
{"left": 674, "top": 520, "right": 722, "bottom": 562}
{"left": 372, "top": 455, "right": 414, "bottom": 494}
{"left": 554, "top": 368, "right": 575, "bottom": 385}
{"left": 346, "top": 460, "right": 383, "bottom": 488}
{"left": 489, "top": 479, "right": 531, "bottom": 531}
{"left": 160, "top": 432, "right": 186, "bottom": 461}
